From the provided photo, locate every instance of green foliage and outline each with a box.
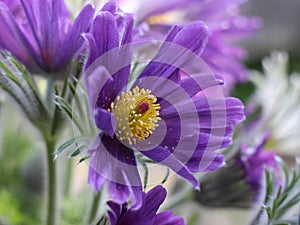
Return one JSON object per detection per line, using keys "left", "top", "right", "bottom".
{"left": 54, "top": 77, "right": 96, "bottom": 163}
{"left": 0, "top": 52, "right": 50, "bottom": 128}
{"left": 252, "top": 159, "right": 300, "bottom": 225}
{"left": 0, "top": 105, "right": 41, "bottom": 225}
{"left": 60, "top": 196, "right": 87, "bottom": 225}
{"left": 0, "top": 189, "right": 38, "bottom": 225}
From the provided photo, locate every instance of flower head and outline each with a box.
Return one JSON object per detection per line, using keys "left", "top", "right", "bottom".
{"left": 107, "top": 185, "right": 185, "bottom": 225}
{"left": 194, "top": 133, "right": 279, "bottom": 207}
{"left": 116, "top": 0, "right": 261, "bottom": 91}
{"left": 0, "top": 0, "right": 95, "bottom": 76}
{"left": 85, "top": 2, "right": 245, "bottom": 207}
{"left": 247, "top": 52, "right": 300, "bottom": 156}
{"left": 236, "top": 132, "right": 279, "bottom": 199}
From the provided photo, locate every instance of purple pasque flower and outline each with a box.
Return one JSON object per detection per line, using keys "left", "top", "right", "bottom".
{"left": 107, "top": 185, "right": 185, "bottom": 225}
{"left": 117, "top": 0, "right": 260, "bottom": 91}
{"left": 85, "top": 2, "right": 245, "bottom": 208}
{"left": 0, "top": 0, "right": 95, "bottom": 76}
{"left": 236, "top": 132, "right": 279, "bottom": 199}
{"left": 194, "top": 133, "right": 279, "bottom": 207}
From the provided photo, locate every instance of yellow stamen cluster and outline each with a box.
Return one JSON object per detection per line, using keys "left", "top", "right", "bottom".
{"left": 110, "top": 86, "right": 161, "bottom": 145}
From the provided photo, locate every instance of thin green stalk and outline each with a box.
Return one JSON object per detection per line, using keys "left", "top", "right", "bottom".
{"left": 85, "top": 192, "right": 102, "bottom": 225}
{"left": 46, "top": 76, "right": 54, "bottom": 109}
{"left": 44, "top": 135, "right": 59, "bottom": 225}
{"left": 64, "top": 159, "right": 73, "bottom": 196}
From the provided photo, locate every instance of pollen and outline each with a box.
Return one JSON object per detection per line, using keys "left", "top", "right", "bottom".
{"left": 110, "top": 86, "right": 161, "bottom": 145}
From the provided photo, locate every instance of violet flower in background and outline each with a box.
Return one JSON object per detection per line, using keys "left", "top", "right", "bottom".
{"left": 85, "top": 2, "right": 245, "bottom": 208}
{"left": 236, "top": 132, "right": 279, "bottom": 199}
{"left": 107, "top": 185, "right": 185, "bottom": 225}
{"left": 0, "top": 0, "right": 95, "bottom": 76}
{"left": 116, "top": 0, "right": 261, "bottom": 92}
{"left": 194, "top": 132, "right": 279, "bottom": 207}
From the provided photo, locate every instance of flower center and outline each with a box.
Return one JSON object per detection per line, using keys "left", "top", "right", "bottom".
{"left": 110, "top": 86, "right": 161, "bottom": 145}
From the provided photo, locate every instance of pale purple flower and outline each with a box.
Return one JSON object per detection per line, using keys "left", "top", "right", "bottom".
{"left": 236, "top": 132, "right": 279, "bottom": 199}
{"left": 195, "top": 133, "right": 279, "bottom": 207}
{"left": 0, "top": 0, "right": 95, "bottom": 76}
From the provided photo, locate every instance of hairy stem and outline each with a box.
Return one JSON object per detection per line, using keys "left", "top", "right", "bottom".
{"left": 44, "top": 135, "right": 59, "bottom": 225}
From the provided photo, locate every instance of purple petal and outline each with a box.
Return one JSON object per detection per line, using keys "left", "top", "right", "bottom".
{"left": 85, "top": 65, "right": 113, "bottom": 109}
{"left": 54, "top": 4, "right": 95, "bottom": 70}
{"left": 89, "top": 135, "right": 143, "bottom": 208}
{"left": 155, "top": 211, "right": 186, "bottom": 225}
{"left": 141, "top": 146, "right": 199, "bottom": 188}
{"left": 85, "top": 11, "right": 119, "bottom": 67}
{"left": 84, "top": 7, "right": 133, "bottom": 105}
{"left": 88, "top": 166, "right": 105, "bottom": 191}
{"left": 107, "top": 201, "right": 123, "bottom": 225}
{"left": 157, "top": 94, "right": 244, "bottom": 172}
{"left": 109, "top": 182, "right": 130, "bottom": 204}
{"left": 0, "top": 3, "right": 41, "bottom": 69}
{"left": 180, "top": 73, "right": 224, "bottom": 97}
{"left": 94, "top": 108, "right": 116, "bottom": 137}
{"left": 118, "top": 185, "right": 166, "bottom": 225}
{"left": 138, "top": 21, "right": 210, "bottom": 80}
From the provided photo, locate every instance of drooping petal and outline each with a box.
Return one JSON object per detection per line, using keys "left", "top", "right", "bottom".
{"left": 89, "top": 134, "right": 143, "bottom": 208}
{"left": 141, "top": 146, "right": 199, "bottom": 188}
{"left": 88, "top": 166, "right": 105, "bottom": 191}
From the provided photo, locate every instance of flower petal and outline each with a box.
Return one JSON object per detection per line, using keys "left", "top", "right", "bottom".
{"left": 141, "top": 146, "right": 199, "bottom": 188}
{"left": 155, "top": 211, "right": 186, "bottom": 225}
{"left": 94, "top": 108, "right": 116, "bottom": 137}
{"left": 138, "top": 21, "right": 211, "bottom": 80}
{"left": 85, "top": 11, "right": 119, "bottom": 68}
{"left": 118, "top": 185, "right": 166, "bottom": 225}
{"left": 89, "top": 135, "right": 143, "bottom": 208}
{"left": 54, "top": 4, "right": 95, "bottom": 70}
{"left": 0, "top": 3, "right": 41, "bottom": 69}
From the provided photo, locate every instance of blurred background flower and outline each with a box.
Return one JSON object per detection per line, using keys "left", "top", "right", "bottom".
{"left": 0, "top": 0, "right": 94, "bottom": 77}
{"left": 194, "top": 132, "right": 279, "bottom": 208}
{"left": 245, "top": 52, "right": 300, "bottom": 156}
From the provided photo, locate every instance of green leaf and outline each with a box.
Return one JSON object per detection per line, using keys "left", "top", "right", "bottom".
{"left": 142, "top": 162, "right": 149, "bottom": 190}
{"left": 54, "top": 137, "right": 78, "bottom": 159}
{"left": 78, "top": 155, "right": 90, "bottom": 164}
{"left": 252, "top": 158, "right": 300, "bottom": 225}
